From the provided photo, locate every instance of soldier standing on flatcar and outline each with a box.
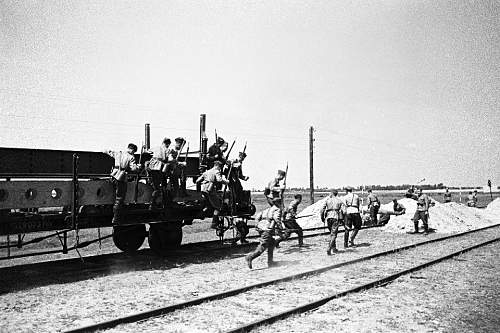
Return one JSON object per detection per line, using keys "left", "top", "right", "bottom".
{"left": 320, "top": 190, "right": 345, "bottom": 255}
{"left": 170, "top": 137, "right": 188, "bottom": 197}
{"left": 282, "top": 194, "right": 304, "bottom": 246}
{"left": 196, "top": 160, "right": 229, "bottom": 229}
{"left": 207, "top": 137, "right": 227, "bottom": 169}
{"left": 107, "top": 143, "right": 141, "bottom": 224}
{"left": 227, "top": 151, "right": 249, "bottom": 204}
{"left": 264, "top": 170, "right": 286, "bottom": 206}
{"left": 245, "top": 198, "right": 284, "bottom": 269}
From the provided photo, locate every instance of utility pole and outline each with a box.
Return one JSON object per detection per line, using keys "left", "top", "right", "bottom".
{"left": 309, "top": 126, "right": 314, "bottom": 204}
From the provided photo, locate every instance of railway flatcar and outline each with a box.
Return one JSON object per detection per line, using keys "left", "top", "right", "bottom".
{"left": 0, "top": 114, "right": 255, "bottom": 256}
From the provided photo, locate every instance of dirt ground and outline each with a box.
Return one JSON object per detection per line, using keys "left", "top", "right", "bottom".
{"left": 1, "top": 226, "right": 499, "bottom": 332}
{"left": 257, "top": 242, "right": 500, "bottom": 333}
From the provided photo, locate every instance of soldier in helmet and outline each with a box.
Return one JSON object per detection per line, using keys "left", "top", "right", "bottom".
{"left": 207, "top": 137, "right": 227, "bottom": 169}
{"left": 264, "top": 170, "right": 286, "bottom": 206}
{"left": 106, "top": 143, "right": 141, "bottom": 224}
{"left": 320, "top": 189, "right": 345, "bottom": 255}
{"left": 245, "top": 197, "right": 284, "bottom": 269}
{"left": 196, "top": 160, "right": 229, "bottom": 229}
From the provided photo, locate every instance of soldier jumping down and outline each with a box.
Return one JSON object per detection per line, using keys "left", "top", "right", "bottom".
{"left": 107, "top": 144, "right": 140, "bottom": 224}
{"left": 245, "top": 198, "right": 284, "bottom": 269}
{"left": 196, "top": 160, "right": 229, "bottom": 229}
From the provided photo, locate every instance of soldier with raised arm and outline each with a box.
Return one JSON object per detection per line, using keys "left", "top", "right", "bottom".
{"left": 245, "top": 198, "right": 284, "bottom": 269}
{"left": 413, "top": 188, "right": 430, "bottom": 234}
{"left": 106, "top": 143, "right": 141, "bottom": 224}
{"left": 264, "top": 170, "right": 286, "bottom": 206}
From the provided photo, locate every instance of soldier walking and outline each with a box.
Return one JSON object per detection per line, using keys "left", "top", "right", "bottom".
{"left": 320, "top": 190, "right": 345, "bottom": 255}
{"left": 366, "top": 189, "right": 380, "bottom": 225}
{"left": 282, "top": 194, "right": 304, "bottom": 246}
{"left": 245, "top": 198, "right": 284, "bottom": 269}
{"left": 264, "top": 170, "right": 286, "bottom": 206}
{"left": 413, "top": 188, "right": 430, "bottom": 234}
{"left": 196, "top": 160, "right": 229, "bottom": 229}
{"left": 343, "top": 187, "right": 362, "bottom": 247}
{"left": 106, "top": 143, "right": 141, "bottom": 224}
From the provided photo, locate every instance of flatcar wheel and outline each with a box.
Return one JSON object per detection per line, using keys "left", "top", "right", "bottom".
{"left": 112, "top": 224, "right": 146, "bottom": 253}
{"left": 148, "top": 222, "right": 183, "bottom": 255}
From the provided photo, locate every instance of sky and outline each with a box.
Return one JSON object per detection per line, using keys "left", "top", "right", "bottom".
{"left": 1, "top": 0, "right": 499, "bottom": 189}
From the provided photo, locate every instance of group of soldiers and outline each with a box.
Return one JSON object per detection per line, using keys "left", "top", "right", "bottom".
{"left": 105, "top": 139, "right": 437, "bottom": 270}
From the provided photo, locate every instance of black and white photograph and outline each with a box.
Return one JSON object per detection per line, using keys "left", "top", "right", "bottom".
{"left": 0, "top": 1, "right": 499, "bottom": 332}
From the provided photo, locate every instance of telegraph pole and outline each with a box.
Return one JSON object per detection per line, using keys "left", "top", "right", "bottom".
{"left": 309, "top": 126, "right": 314, "bottom": 204}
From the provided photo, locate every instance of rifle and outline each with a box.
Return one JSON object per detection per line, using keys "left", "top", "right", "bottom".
{"left": 215, "top": 129, "right": 218, "bottom": 142}
{"left": 242, "top": 141, "right": 247, "bottom": 154}
{"left": 133, "top": 143, "right": 145, "bottom": 203}
{"left": 224, "top": 140, "right": 236, "bottom": 161}
{"left": 280, "top": 162, "right": 289, "bottom": 212}
{"left": 175, "top": 141, "right": 186, "bottom": 162}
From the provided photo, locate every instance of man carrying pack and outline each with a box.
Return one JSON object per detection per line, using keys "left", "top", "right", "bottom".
{"left": 264, "top": 170, "right": 286, "bottom": 206}
{"left": 282, "top": 194, "right": 304, "bottom": 247}
{"left": 196, "top": 160, "right": 229, "bottom": 229}
{"left": 343, "top": 187, "right": 362, "bottom": 247}
{"left": 413, "top": 188, "right": 430, "bottom": 234}
{"left": 107, "top": 143, "right": 141, "bottom": 224}
{"left": 320, "top": 190, "right": 345, "bottom": 255}
{"left": 245, "top": 198, "right": 284, "bottom": 269}
{"left": 366, "top": 188, "right": 381, "bottom": 225}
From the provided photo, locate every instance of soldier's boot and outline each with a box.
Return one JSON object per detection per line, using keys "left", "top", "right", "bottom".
{"left": 297, "top": 230, "right": 304, "bottom": 247}
{"left": 413, "top": 221, "right": 419, "bottom": 234}
{"left": 180, "top": 178, "right": 188, "bottom": 197}
{"left": 112, "top": 201, "right": 123, "bottom": 225}
{"left": 344, "top": 231, "right": 349, "bottom": 248}
{"left": 349, "top": 229, "right": 358, "bottom": 247}
{"left": 245, "top": 245, "right": 265, "bottom": 269}
{"left": 423, "top": 223, "right": 429, "bottom": 235}
{"left": 267, "top": 245, "right": 277, "bottom": 267}
{"left": 211, "top": 215, "right": 220, "bottom": 229}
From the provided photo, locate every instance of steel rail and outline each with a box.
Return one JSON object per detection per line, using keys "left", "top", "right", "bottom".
{"left": 64, "top": 223, "right": 500, "bottom": 333}
{"left": 226, "top": 235, "right": 500, "bottom": 332}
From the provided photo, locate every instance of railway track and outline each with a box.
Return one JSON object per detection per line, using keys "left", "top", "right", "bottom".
{"left": 64, "top": 223, "right": 500, "bottom": 333}
{"left": 1, "top": 225, "right": 349, "bottom": 294}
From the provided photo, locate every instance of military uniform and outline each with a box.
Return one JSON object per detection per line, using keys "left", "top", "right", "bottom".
{"left": 227, "top": 157, "right": 248, "bottom": 204}
{"left": 343, "top": 191, "right": 362, "bottom": 247}
{"left": 207, "top": 138, "right": 226, "bottom": 169}
{"left": 108, "top": 150, "right": 140, "bottom": 224}
{"left": 147, "top": 143, "right": 175, "bottom": 191}
{"left": 413, "top": 192, "right": 430, "bottom": 233}
{"left": 196, "top": 164, "right": 228, "bottom": 228}
{"left": 367, "top": 192, "right": 380, "bottom": 225}
{"left": 245, "top": 204, "right": 283, "bottom": 268}
{"left": 283, "top": 199, "right": 304, "bottom": 246}
{"left": 467, "top": 193, "right": 476, "bottom": 207}
{"left": 264, "top": 178, "right": 284, "bottom": 206}
{"left": 320, "top": 194, "right": 344, "bottom": 254}
{"left": 170, "top": 140, "right": 187, "bottom": 197}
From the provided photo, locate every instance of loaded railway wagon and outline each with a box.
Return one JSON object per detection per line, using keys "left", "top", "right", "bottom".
{"left": 0, "top": 114, "right": 255, "bottom": 256}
